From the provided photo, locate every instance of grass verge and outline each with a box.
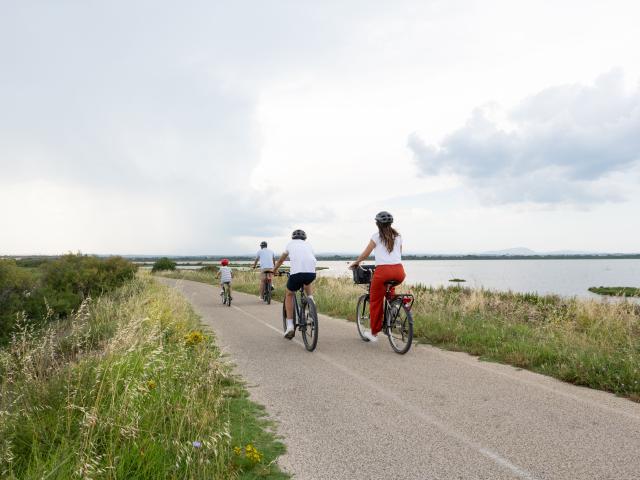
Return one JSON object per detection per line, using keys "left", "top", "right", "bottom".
{"left": 0, "top": 276, "right": 287, "bottom": 479}
{"left": 157, "top": 269, "right": 640, "bottom": 402}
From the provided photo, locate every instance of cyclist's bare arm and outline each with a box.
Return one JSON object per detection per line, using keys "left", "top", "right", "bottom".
{"left": 252, "top": 257, "right": 259, "bottom": 269}
{"left": 350, "top": 240, "right": 375, "bottom": 269}
{"left": 273, "top": 251, "right": 289, "bottom": 272}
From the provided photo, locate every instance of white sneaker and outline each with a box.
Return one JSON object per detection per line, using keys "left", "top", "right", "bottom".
{"left": 363, "top": 331, "right": 378, "bottom": 343}
{"left": 284, "top": 326, "right": 295, "bottom": 339}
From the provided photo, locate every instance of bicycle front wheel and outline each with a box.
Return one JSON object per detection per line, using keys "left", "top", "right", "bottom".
{"left": 301, "top": 298, "right": 318, "bottom": 352}
{"left": 387, "top": 299, "right": 413, "bottom": 354}
{"left": 356, "top": 294, "right": 370, "bottom": 341}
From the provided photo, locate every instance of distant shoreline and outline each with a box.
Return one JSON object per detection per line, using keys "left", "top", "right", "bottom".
{"left": 3, "top": 254, "right": 640, "bottom": 262}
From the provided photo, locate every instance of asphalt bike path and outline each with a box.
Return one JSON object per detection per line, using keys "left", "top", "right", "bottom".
{"left": 159, "top": 278, "right": 640, "bottom": 480}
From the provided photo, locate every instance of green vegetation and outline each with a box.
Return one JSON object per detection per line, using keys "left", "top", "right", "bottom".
{"left": 151, "top": 257, "right": 177, "bottom": 272}
{"left": 0, "top": 255, "right": 137, "bottom": 345}
{"left": 157, "top": 270, "right": 640, "bottom": 402}
{"left": 589, "top": 286, "right": 640, "bottom": 297}
{"left": 0, "top": 276, "right": 286, "bottom": 479}
{"left": 14, "top": 257, "right": 52, "bottom": 269}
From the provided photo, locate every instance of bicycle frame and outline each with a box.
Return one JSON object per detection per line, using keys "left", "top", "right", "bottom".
{"left": 360, "top": 271, "right": 414, "bottom": 313}
{"left": 288, "top": 281, "right": 307, "bottom": 325}
{"left": 281, "top": 272, "right": 318, "bottom": 351}
{"left": 354, "top": 264, "right": 414, "bottom": 354}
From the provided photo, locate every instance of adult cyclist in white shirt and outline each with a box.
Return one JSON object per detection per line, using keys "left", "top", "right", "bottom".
{"left": 273, "top": 229, "right": 316, "bottom": 339}
{"left": 252, "top": 241, "right": 276, "bottom": 300}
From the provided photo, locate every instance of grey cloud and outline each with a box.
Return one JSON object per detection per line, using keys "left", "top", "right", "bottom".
{"left": 409, "top": 70, "right": 640, "bottom": 204}
{"left": 1, "top": 0, "right": 402, "bottom": 251}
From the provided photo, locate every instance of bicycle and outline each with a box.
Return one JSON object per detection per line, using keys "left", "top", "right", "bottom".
{"left": 261, "top": 270, "right": 274, "bottom": 305}
{"left": 221, "top": 282, "right": 232, "bottom": 307}
{"left": 352, "top": 265, "right": 414, "bottom": 354}
{"left": 280, "top": 272, "right": 319, "bottom": 352}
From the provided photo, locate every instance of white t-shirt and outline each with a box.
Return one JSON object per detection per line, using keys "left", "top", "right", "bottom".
{"left": 219, "top": 266, "right": 232, "bottom": 283}
{"left": 284, "top": 239, "right": 316, "bottom": 274}
{"left": 256, "top": 248, "right": 275, "bottom": 269}
{"left": 371, "top": 232, "right": 402, "bottom": 265}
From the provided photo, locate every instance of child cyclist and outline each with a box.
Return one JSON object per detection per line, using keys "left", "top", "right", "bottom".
{"left": 273, "top": 229, "right": 316, "bottom": 339}
{"left": 350, "top": 211, "right": 405, "bottom": 343}
{"left": 217, "top": 259, "right": 233, "bottom": 300}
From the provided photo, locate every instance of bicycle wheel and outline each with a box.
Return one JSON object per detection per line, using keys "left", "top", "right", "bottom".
{"left": 386, "top": 299, "right": 413, "bottom": 354}
{"left": 226, "top": 285, "right": 232, "bottom": 307}
{"left": 301, "top": 297, "right": 318, "bottom": 351}
{"left": 282, "top": 301, "right": 287, "bottom": 333}
{"left": 356, "top": 294, "right": 370, "bottom": 341}
{"left": 265, "top": 279, "right": 272, "bottom": 305}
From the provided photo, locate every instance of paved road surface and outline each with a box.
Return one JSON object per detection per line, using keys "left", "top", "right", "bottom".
{"left": 159, "top": 278, "right": 640, "bottom": 480}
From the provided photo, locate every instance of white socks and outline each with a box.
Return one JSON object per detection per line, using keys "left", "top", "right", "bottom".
{"left": 286, "top": 319, "right": 294, "bottom": 329}
{"left": 307, "top": 295, "right": 314, "bottom": 301}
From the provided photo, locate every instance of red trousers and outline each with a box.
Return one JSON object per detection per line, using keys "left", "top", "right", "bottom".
{"left": 370, "top": 264, "right": 406, "bottom": 335}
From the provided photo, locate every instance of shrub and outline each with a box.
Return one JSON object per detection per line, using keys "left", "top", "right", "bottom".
{"left": 38, "top": 255, "right": 138, "bottom": 317}
{"left": 0, "top": 260, "right": 39, "bottom": 344}
{"left": 151, "top": 257, "right": 177, "bottom": 272}
{"left": 15, "top": 257, "right": 51, "bottom": 268}
{"left": 0, "top": 255, "right": 137, "bottom": 343}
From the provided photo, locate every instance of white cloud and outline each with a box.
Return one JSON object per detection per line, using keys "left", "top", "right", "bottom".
{"left": 409, "top": 70, "right": 640, "bottom": 205}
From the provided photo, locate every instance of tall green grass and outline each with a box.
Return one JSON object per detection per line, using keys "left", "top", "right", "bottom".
{"left": 157, "top": 269, "right": 640, "bottom": 401}
{"left": 0, "top": 276, "right": 287, "bottom": 479}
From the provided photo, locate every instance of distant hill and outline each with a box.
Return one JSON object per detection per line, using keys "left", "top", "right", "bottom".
{"left": 479, "top": 248, "right": 596, "bottom": 256}
{"left": 480, "top": 247, "right": 537, "bottom": 256}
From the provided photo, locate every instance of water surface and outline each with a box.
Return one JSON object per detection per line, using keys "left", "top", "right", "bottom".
{"left": 317, "top": 259, "right": 640, "bottom": 299}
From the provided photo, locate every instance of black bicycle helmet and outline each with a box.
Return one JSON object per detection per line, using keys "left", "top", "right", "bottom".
{"left": 291, "top": 229, "right": 307, "bottom": 240}
{"left": 375, "top": 211, "right": 393, "bottom": 224}
{"left": 260, "top": 241, "right": 267, "bottom": 248}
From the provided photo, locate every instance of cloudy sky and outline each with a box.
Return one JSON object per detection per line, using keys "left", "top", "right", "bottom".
{"left": 2, "top": 0, "right": 639, "bottom": 255}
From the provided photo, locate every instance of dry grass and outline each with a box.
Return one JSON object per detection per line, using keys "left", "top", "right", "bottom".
{"left": 0, "top": 276, "right": 286, "bottom": 479}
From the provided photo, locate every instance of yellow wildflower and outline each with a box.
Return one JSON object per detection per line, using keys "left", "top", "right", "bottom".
{"left": 184, "top": 330, "right": 204, "bottom": 346}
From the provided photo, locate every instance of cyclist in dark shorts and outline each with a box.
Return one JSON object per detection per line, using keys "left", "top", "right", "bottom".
{"left": 273, "top": 229, "right": 317, "bottom": 339}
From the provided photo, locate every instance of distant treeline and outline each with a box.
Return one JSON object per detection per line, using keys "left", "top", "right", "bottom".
{"left": 3, "top": 253, "right": 640, "bottom": 264}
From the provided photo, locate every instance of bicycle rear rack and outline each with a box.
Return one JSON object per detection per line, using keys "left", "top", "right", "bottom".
{"left": 393, "top": 293, "right": 414, "bottom": 311}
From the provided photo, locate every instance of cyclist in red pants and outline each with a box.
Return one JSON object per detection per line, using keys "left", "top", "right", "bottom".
{"left": 350, "top": 211, "right": 405, "bottom": 343}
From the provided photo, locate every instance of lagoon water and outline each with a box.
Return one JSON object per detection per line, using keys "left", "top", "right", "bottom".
{"left": 316, "top": 259, "right": 640, "bottom": 299}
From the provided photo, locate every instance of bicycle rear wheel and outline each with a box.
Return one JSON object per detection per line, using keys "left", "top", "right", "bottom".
{"left": 356, "top": 294, "right": 370, "bottom": 341}
{"left": 386, "top": 299, "right": 413, "bottom": 354}
{"left": 301, "top": 298, "right": 318, "bottom": 351}
{"left": 282, "top": 301, "right": 287, "bottom": 333}
{"left": 265, "top": 279, "right": 272, "bottom": 304}
{"left": 225, "top": 285, "right": 232, "bottom": 307}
